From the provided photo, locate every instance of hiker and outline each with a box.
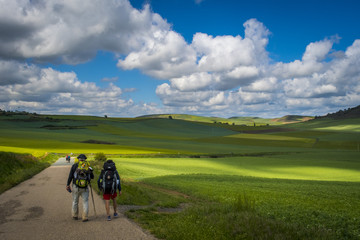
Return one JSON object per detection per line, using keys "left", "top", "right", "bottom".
{"left": 97, "top": 159, "right": 122, "bottom": 221}
{"left": 66, "top": 154, "right": 94, "bottom": 222}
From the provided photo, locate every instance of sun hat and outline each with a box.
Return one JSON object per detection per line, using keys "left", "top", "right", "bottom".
{"left": 77, "top": 154, "right": 87, "bottom": 160}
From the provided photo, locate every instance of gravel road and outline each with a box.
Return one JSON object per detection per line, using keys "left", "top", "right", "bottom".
{"left": 0, "top": 158, "right": 157, "bottom": 240}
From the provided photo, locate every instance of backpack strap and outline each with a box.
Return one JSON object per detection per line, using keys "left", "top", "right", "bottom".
{"left": 111, "top": 172, "right": 117, "bottom": 194}
{"left": 102, "top": 170, "right": 106, "bottom": 191}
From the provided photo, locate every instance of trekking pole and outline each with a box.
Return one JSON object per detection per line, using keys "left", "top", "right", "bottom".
{"left": 89, "top": 182, "right": 97, "bottom": 217}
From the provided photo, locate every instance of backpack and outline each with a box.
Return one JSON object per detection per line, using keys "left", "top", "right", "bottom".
{"left": 102, "top": 161, "right": 117, "bottom": 194}
{"left": 74, "top": 160, "right": 90, "bottom": 188}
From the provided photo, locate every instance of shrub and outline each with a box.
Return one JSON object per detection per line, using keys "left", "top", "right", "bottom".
{"left": 94, "top": 152, "right": 107, "bottom": 162}
{"left": 0, "top": 152, "right": 57, "bottom": 193}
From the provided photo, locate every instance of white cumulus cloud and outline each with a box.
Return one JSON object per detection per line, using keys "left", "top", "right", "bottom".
{"left": 0, "top": 0, "right": 166, "bottom": 64}
{"left": 0, "top": 0, "right": 359, "bottom": 117}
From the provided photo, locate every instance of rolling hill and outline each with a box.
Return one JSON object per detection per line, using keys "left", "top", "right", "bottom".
{"left": 315, "top": 105, "right": 360, "bottom": 119}
{"left": 0, "top": 105, "right": 359, "bottom": 156}
{"left": 1, "top": 107, "right": 359, "bottom": 240}
{"left": 137, "top": 113, "right": 312, "bottom": 125}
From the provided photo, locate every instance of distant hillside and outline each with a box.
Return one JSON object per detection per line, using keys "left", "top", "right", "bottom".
{"left": 315, "top": 105, "right": 360, "bottom": 120}
{"left": 138, "top": 114, "right": 304, "bottom": 126}
{"left": 272, "top": 115, "right": 313, "bottom": 124}
{"left": 139, "top": 106, "right": 360, "bottom": 125}
{"left": 137, "top": 114, "right": 224, "bottom": 123}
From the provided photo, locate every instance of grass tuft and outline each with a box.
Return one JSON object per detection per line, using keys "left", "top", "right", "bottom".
{"left": 233, "top": 192, "right": 255, "bottom": 212}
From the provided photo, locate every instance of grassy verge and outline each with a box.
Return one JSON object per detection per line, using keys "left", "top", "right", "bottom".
{"left": 0, "top": 151, "right": 58, "bottom": 194}
{"left": 126, "top": 198, "right": 334, "bottom": 240}
{"left": 141, "top": 174, "right": 359, "bottom": 239}
{"left": 124, "top": 176, "right": 360, "bottom": 240}
{"left": 108, "top": 152, "right": 360, "bottom": 240}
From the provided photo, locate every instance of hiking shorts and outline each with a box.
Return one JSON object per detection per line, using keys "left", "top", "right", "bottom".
{"left": 103, "top": 192, "right": 117, "bottom": 200}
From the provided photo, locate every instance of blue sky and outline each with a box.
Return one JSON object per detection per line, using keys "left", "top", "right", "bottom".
{"left": 131, "top": 0, "right": 359, "bottom": 60}
{"left": 1, "top": 0, "right": 359, "bottom": 118}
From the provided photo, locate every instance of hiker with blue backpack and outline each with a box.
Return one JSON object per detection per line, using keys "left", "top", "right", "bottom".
{"left": 97, "top": 159, "right": 122, "bottom": 221}
{"left": 66, "top": 154, "right": 94, "bottom": 222}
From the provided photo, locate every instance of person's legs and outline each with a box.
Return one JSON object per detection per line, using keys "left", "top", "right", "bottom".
{"left": 80, "top": 188, "right": 89, "bottom": 221}
{"left": 103, "top": 193, "right": 112, "bottom": 220}
{"left": 112, "top": 197, "right": 117, "bottom": 215}
{"left": 72, "top": 185, "right": 79, "bottom": 219}
{"left": 105, "top": 199, "right": 110, "bottom": 216}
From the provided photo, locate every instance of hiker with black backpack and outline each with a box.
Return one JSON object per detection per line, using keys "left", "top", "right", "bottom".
{"left": 97, "top": 159, "right": 122, "bottom": 221}
{"left": 66, "top": 154, "right": 94, "bottom": 222}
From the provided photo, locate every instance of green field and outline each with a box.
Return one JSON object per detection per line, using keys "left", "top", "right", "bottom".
{"left": 1, "top": 112, "right": 359, "bottom": 239}
{"left": 117, "top": 152, "right": 360, "bottom": 182}
{"left": 110, "top": 149, "right": 359, "bottom": 239}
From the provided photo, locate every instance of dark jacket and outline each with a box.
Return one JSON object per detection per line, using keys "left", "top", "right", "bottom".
{"left": 66, "top": 162, "right": 94, "bottom": 187}
{"left": 97, "top": 169, "right": 121, "bottom": 193}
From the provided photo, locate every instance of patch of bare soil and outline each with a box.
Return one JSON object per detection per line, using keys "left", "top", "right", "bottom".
{"left": 119, "top": 203, "right": 189, "bottom": 215}
{"left": 136, "top": 182, "right": 190, "bottom": 199}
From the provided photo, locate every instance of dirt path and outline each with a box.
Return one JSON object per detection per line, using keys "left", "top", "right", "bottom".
{"left": 0, "top": 158, "right": 157, "bottom": 240}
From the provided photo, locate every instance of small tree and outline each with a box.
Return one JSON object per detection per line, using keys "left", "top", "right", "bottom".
{"left": 94, "top": 152, "right": 107, "bottom": 162}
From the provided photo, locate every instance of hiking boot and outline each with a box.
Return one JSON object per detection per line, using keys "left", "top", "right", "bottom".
{"left": 107, "top": 216, "right": 111, "bottom": 221}
{"left": 114, "top": 212, "right": 118, "bottom": 218}
{"left": 82, "top": 219, "right": 88, "bottom": 222}
{"left": 72, "top": 217, "right": 78, "bottom": 220}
